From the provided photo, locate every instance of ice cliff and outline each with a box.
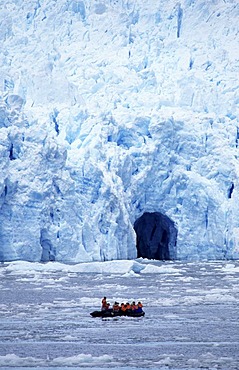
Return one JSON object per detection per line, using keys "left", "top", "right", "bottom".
{"left": 0, "top": 0, "right": 239, "bottom": 262}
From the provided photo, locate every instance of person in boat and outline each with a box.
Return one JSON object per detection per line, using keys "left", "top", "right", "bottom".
{"left": 131, "top": 301, "right": 137, "bottom": 311}
{"left": 113, "top": 302, "right": 120, "bottom": 312}
{"left": 101, "top": 297, "right": 108, "bottom": 311}
{"left": 125, "top": 302, "right": 131, "bottom": 312}
{"left": 137, "top": 301, "right": 143, "bottom": 313}
{"left": 120, "top": 303, "right": 127, "bottom": 314}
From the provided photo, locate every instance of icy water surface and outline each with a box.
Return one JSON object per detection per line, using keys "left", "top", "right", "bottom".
{"left": 0, "top": 260, "right": 239, "bottom": 369}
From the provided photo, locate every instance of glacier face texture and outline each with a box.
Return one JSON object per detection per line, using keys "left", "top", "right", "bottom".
{"left": 0, "top": 0, "right": 239, "bottom": 262}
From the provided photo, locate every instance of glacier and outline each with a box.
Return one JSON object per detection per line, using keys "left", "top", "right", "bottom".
{"left": 0, "top": 0, "right": 239, "bottom": 262}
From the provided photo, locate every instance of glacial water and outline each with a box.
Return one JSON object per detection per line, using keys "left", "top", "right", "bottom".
{"left": 0, "top": 260, "right": 239, "bottom": 369}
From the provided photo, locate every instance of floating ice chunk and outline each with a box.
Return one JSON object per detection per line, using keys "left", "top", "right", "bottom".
{"left": 222, "top": 263, "right": 239, "bottom": 273}
{"left": 0, "top": 353, "right": 114, "bottom": 367}
{"left": 140, "top": 264, "right": 181, "bottom": 275}
{"left": 52, "top": 353, "right": 113, "bottom": 366}
{"left": 0, "top": 354, "right": 42, "bottom": 367}
{"left": 70, "top": 260, "right": 145, "bottom": 274}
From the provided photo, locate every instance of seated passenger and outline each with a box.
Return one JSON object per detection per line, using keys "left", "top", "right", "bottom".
{"left": 113, "top": 302, "right": 120, "bottom": 312}
{"left": 137, "top": 301, "right": 143, "bottom": 312}
{"left": 131, "top": 301, "right": 137, "bottom": 311}
{"left": 121, "top": 304, "right": 127, "bottom": 313}
{"left": 126, "top": 302, "right": 131, "bottom": 311}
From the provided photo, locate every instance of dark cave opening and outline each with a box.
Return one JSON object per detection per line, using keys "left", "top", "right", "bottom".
{"left": 134, "top": 212, "right": 177, "bottom": 260}
{"left": 40, "top": 229, "right": 55, "bottom": 262}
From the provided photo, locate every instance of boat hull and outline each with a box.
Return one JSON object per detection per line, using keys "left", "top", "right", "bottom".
{"left": 90, "top": 310, "right": 145, "bottom": 318}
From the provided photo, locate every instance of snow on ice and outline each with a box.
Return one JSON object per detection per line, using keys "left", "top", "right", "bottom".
{"left": 0, "top": 0, "right": 239, "bottom": 262}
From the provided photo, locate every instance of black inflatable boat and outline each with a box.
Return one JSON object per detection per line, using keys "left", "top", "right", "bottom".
{"left": 90, "top": 309, "right": 145, "bottom": 318}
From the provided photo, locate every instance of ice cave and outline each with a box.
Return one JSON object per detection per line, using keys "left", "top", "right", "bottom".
{"left": 134, "top": 212, "right": 177, "bottom": 260}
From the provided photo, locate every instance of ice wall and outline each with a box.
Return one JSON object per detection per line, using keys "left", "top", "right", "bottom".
{"left": 0, "top": 0, "right": 239, "bottom": 261}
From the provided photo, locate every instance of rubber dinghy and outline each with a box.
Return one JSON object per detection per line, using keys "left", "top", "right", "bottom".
{"left": 90, "top": 309, "right": 145, "bottom": 318}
